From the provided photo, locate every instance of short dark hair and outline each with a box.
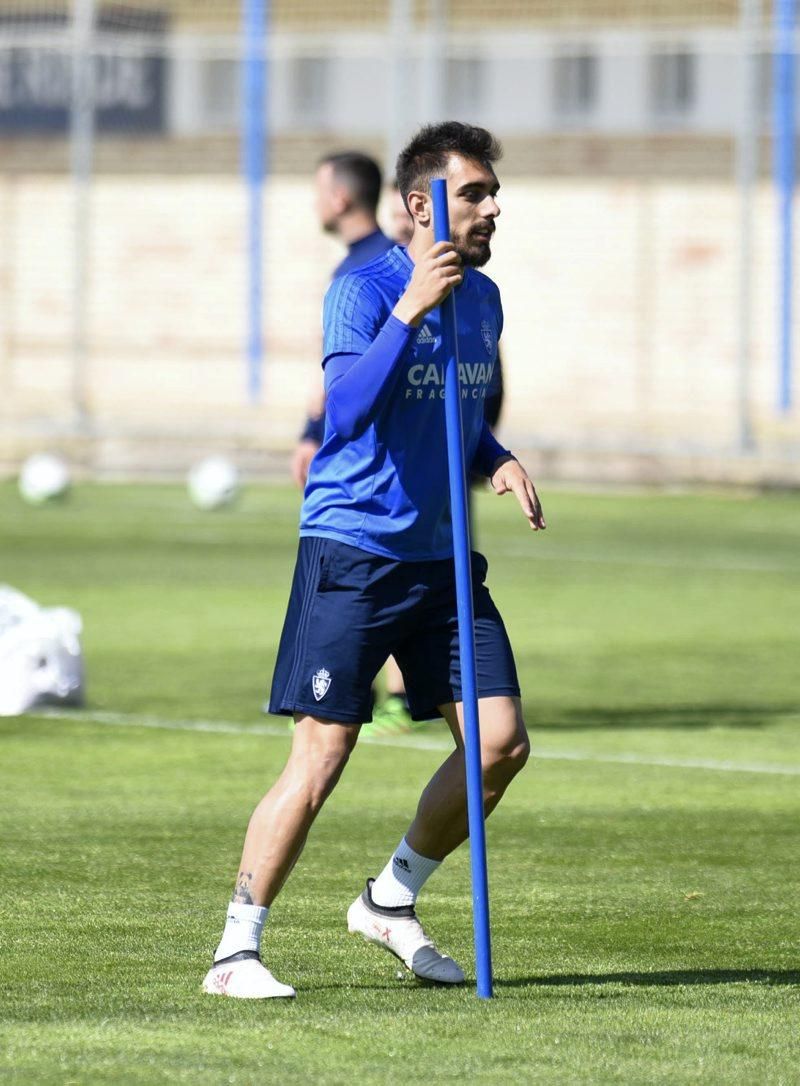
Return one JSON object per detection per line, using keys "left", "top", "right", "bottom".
{"left": 318, "top": 151, "right": 383, "bottom": 214}
{"left": 395, "top": 122, "right": 502, "bottom": 206}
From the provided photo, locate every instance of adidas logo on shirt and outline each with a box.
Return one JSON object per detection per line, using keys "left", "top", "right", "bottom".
{"left": 416, "top": 324, "right": 435, "bottom": 345}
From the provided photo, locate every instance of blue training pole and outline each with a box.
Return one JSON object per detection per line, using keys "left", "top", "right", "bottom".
{"left": 774, "top": 0, "right": 796, "bottom": 413}
{"left": 242, "top": 0, "right": 267, "bottom": 403}
{"left": 431, "top": 178, "right": 493, "bottom": 1000}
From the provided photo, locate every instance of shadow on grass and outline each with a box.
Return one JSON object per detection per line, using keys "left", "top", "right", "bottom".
{"left": 498, "top": 969, "right": 800, "bottom": 988}
{"left": 532, "top": 704, "right": 798, "bottom": 732}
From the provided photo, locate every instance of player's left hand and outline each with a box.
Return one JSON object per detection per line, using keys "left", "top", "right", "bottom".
{"left": 490, "top": 457, "right": 546, "bottom": 531}
{"left": 291, "top": 439, "right": 320, "bottom": 489}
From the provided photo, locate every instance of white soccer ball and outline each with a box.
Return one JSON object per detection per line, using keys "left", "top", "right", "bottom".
{"left": 18, "top": 453, "right": 71, "bottom": 505}
{"left": 187, "top": 456, "right": 240, "bottom": 510}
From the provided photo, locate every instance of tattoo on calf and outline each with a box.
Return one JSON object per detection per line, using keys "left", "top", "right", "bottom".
{"left": 232, "top": 871, "right": 255, "bottom": 905}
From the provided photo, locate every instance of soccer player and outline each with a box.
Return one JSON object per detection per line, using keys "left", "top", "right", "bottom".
{"left": 289, "top": 150, "right": 411, "bottom": 732}
{"left": 203, "top": 122, "right": 545, "bottom": 1000}
{"left": 391, "top": 178, "right": 504, "bottom": 453}
{"left": 389, "top": 178, "right": 414, "bottom": 246}
{"left": 291, "top": 152, "right": 395, "bottom": 490}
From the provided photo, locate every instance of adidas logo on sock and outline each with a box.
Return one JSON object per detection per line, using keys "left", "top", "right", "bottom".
{"left": 393, "top": 856, "right": 411, "bottom": 872}
{"left": 416, "top": 324, "right": 435, "bottom": 345}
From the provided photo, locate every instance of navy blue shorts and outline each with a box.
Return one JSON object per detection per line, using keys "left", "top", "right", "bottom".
{"left": 268, "top": 536, "right": 520, "bottom": 725}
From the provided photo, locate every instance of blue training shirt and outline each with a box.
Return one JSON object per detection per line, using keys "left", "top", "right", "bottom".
{"left": 300, "top": 245, "right": 505, "bottom": 561}
{"left": 300, "top": 229, "right": 395, "bottom": 446}
{"left": 332, "top": 229, "right": 395, "bottom": 281}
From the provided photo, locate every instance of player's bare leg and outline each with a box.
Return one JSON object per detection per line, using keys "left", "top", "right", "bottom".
{"left": 406, "top": 695, "right": 530, "bottom": 860}
{"left": 347, "top": 695, "right": 528, "bottom": 984}
{"left": 204, "top": 715, "right": 358, "bottom": 998}
{"left": 234, "top": 715, "right": 359, "bottom": 905}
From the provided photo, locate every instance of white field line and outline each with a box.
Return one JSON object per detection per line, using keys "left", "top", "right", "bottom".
{"left": 498, "top": 545, "right": 800, "bottom": 576}
{"left": 29, "top": 709, "right": 800, "bottom": 777}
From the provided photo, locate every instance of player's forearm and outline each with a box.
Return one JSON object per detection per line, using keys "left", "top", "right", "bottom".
{"left": 324, "top": 315, "right": 415, "bottom": 441}
{"left": 299, "top": 415, "right": 325, "bottom": 444}
{"left": 392, "top": 295, "right": 427, "bottom": 328}
{"left": 471, "top": 421, "right": 513, "bottom": 477}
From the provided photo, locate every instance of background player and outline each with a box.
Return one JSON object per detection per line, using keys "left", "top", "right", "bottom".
{"left": 291, "top": 151, "right": 395, "bottom": 488}
{"left": 290, "top": 151, "right": 411, "bottom": 733}
{"left": 388, "top": 178, "right": 414, "bottom": 246}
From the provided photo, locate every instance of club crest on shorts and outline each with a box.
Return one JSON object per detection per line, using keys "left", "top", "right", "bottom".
{"left": 312, "top": 667, "right": 331, "bottom": 701}
{"left": 481, "top": 320, "right": 494, "bottom": 356}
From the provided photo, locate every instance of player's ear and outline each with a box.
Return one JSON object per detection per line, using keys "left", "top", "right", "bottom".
{"left": 406, "top": 189, "right": 430, "bottom": 228}
{"left": 332, "top": 182, "right": 351, "bottom": 216}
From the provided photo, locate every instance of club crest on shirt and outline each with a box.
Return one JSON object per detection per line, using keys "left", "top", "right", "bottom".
{"left": 480, "top": 320, "right": 494, "bottom": 356}
{"left": 312, "top": 667, "right": 331, "bottom": 701}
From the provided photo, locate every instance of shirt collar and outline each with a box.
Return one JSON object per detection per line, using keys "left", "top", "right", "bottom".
{"left": 392, "top": 244, "right": 414, "bottom": 272}
{"left": 347, "top": 229, "right": 385, "bottom": 255}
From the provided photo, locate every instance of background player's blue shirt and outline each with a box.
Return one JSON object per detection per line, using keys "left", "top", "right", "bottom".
{"left": 332, "top": 229, "right": 394, "bottom": 280}
{"left": 300, "top": 245, "right": 504, "bottom": 561}
{"left": 300, "top": 229, "right": 395, "bottom": 445}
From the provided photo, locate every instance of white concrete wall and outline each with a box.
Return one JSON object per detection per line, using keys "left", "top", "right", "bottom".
{"left": 1, "top": 174, "right": 797, "bottom": 472}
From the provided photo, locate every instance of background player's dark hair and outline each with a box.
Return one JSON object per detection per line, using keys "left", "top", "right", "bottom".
{"left": 319, "top": 151, "right": 383, "bottom": 214}
{"left": 395, "top": 122, "right": 502, "bottom": 207}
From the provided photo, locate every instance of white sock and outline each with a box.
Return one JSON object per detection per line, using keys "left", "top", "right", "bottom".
{"left": 213, "top": 902, "right": 268, "bottom": 962}
{"left": 370, "top": 837, "right": 441, "bottom": 908}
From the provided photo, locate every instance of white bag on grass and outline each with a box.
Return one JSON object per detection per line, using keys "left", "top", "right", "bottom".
{"left": 0, "top": 586, "right": 85, "bottom": 716}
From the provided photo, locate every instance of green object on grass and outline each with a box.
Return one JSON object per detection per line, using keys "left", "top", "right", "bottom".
{"left": 364, "top": 694, "right": 416, "bottom": 736}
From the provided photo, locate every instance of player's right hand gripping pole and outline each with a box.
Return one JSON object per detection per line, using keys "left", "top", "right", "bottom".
{"left": 431, "top": 178, "right": 493, "bottom": 1000}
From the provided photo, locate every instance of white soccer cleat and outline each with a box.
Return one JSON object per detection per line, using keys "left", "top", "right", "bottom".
{"left": 202, "top": 954, "right": 296, "bottom": 999}
{"left": 347, "top": 879, "right": 465, "bottom": 985}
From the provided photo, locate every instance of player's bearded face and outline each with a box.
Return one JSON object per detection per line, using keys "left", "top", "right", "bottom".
{"left": 451, "top": 220, "right": 496, "bottom": 268}
{"left": 444, "top": 156, "right": 500, "bottom": 268}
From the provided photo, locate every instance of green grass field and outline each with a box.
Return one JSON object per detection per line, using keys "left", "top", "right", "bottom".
{"left": 1, "top": 480, "right": 798, "bottom": 1084}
